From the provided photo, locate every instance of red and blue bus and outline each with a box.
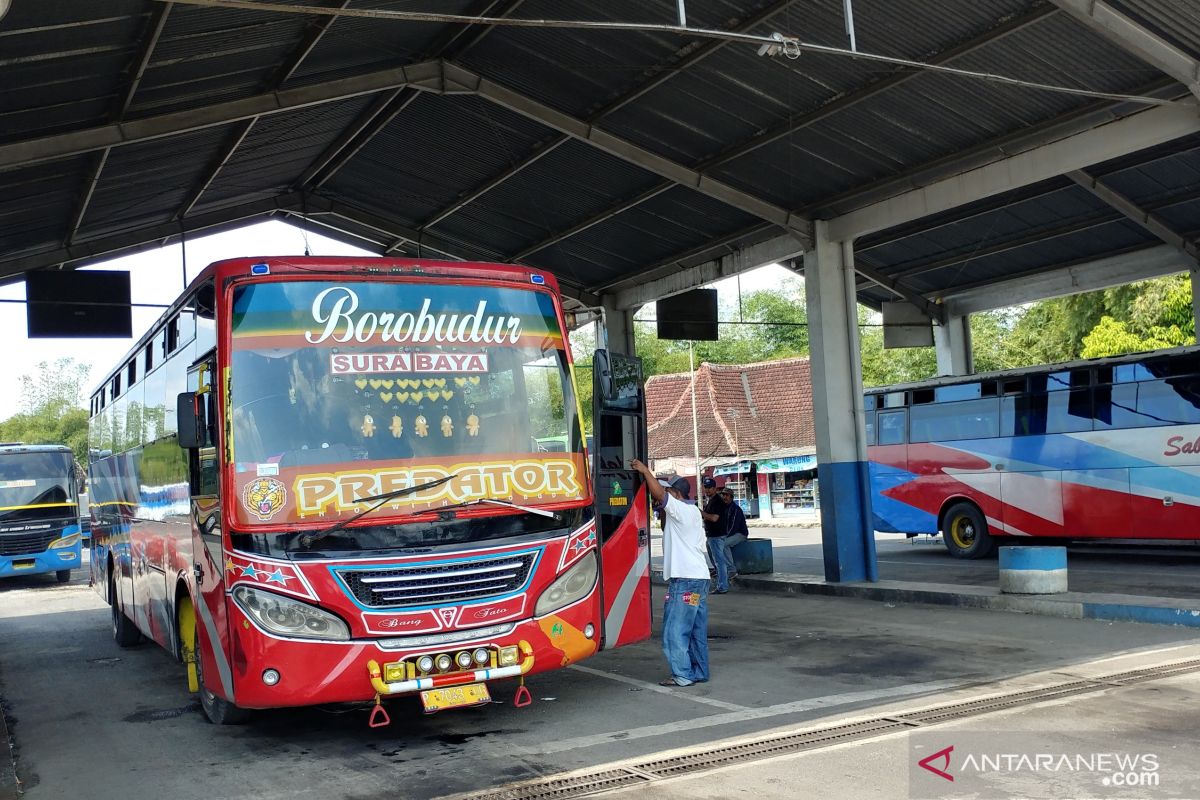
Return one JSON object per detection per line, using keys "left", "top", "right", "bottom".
{"left": 866, "top": 346, "right": 1200, "bottom": 558}
{"left": 88, "top": 256, "right": 650, "bottom": 724}
{"left": 0, "top": 444, "right": 83, "bottom": 583}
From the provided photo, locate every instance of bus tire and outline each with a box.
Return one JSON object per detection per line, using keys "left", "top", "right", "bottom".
{"left": 56, "top": 569, "right": 72, "bottom": 583}
{"left": 111, "top": 574, "right": 142, "bottom": 647}
{"left": 942, "top": 502, "right": 995, "bottom": 559}
{"left": 193, "top": 622, "right": 251, "bottom": 725}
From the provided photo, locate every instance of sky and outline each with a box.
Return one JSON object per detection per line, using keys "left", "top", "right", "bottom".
{"left": 0, "top": 220, "right": 797, "bottom": 421}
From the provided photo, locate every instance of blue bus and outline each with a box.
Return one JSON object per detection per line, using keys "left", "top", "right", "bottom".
{"left": 0, "top": 444, "right": 84, "bottom": 583}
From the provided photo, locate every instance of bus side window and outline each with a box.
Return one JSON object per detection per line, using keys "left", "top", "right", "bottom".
{"left": 877, "top": 410, "right": 906, "bottom": 446}
{"left": 864, "top": 410, "right": 876, "bottom": 446}
{"left": 1136, "top": 379, "right": 1200, "bottom": 426}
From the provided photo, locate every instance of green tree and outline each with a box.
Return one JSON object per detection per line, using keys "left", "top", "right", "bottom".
{"left": 0, "top": 359, "right": 93, "bottom": 460}
{"left": 1080, "top": 316, "right": 1189, "bottom": 359}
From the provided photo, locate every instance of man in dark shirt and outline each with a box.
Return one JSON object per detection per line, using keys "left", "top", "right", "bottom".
{"left": 699, "top": 477, "right": 728, "bottom": 539}
{"left": 708, "top": 487, "right": 749, "bottom": 593}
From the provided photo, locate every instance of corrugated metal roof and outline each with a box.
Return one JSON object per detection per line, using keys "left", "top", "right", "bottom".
{"left": 0, "top": 0, "right": 1197, "bottom": 313}
{"left": 1110, "top": 0, "right": 1200, "bottom": 61}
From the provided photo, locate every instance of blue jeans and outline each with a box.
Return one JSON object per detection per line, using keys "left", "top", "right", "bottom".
{"left": 707, "top": 533, "right": 747, "bottom": 591}
{"left": 662, "top": 578, "right": 709, "bottom": 685}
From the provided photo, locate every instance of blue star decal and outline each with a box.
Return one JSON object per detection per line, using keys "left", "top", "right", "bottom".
{"left": 571, "top": 538, "right": 587, "bottom": 553}
{"left": 240, "top": 563, "right": 261, "bottom": 580}
{"left": 265, "top": 569, "right": 291, "bottom": 585}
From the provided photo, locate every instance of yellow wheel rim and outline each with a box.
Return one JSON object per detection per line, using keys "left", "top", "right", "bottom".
{"left": 949, "top": 516, "right": 975, "bottom": 549}
{"left": 178, "top": 596, "right": 200, "bottom": 693}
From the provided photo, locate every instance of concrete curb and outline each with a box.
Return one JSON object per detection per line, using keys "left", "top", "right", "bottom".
{"left": 653, "top": 572, "right": 1200, "bottom": 627}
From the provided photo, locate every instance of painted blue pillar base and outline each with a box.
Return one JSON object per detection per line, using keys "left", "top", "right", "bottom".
{"left": 817, "top": 461, "right": 877, "bottom": 583}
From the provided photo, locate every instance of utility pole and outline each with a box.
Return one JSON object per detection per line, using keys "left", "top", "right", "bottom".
{"left": 690, "top": 341, "right": 701, "bottom": 488}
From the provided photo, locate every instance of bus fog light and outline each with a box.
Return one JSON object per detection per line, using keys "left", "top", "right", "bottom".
{"left": 262, "top": 669, "right": 280, "bottom": 686}
{"left": 498, "top": 646, "right": 520, "bottom": 667}
{"left": 584, "top": 623, "right": 594, "bottom": 639}
{"left": 416, "top": 655, "right": 434, "bottom": 673}
{"left": 383, "top": 663, "right": 406, "bottom": 682}
{"left": 435, "top": 654, "right": 453, "bottom": 671}
{"left": 473, "top": 648, "right": 489, "bottom": 665}
{"left": 456, "top": 651, "right": 473, "bottom": 669}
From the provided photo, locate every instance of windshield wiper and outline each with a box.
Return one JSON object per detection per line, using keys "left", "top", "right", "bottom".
{"left": 298, "top": 473, "right": 458, "bottom": 549}
{"left": 441, "top": 498, "right": 557, "bottom": 518}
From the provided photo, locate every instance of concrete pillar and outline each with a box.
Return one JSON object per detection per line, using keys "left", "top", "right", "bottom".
{"left": 803, "top": 222, "right": 878, "bottom": 582}
{"left": 934, "top": 313, "right": 973, "bottom": 376}
{"left": 599, "top": 296, "right": 636, "bottom": 357}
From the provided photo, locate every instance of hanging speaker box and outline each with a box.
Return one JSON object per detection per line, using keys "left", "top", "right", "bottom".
{"left": 26, "top": 270, "right": 133, "bottom": 338}
{"left": 656, "top": 288, "right": 718, "bottom": 341}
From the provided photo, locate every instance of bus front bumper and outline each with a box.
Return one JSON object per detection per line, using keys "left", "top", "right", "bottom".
{"left": 0, "top": 545, "right": 80, "bottom": 578}
{"left": 227, "top": 600, "right": 599, "bottom": 709}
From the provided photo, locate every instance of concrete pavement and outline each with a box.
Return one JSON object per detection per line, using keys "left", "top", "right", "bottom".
{"left": 582, "top": 643, "right": 1200, "bottom": 799}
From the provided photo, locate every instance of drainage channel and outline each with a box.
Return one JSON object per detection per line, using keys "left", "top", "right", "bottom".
{"left": 460, "top": 658, "right": 1200, "bottom": 800}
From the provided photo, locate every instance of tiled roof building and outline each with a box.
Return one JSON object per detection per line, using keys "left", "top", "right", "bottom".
{"left": 646, "top": 357, "right": 815, "bottom": 462}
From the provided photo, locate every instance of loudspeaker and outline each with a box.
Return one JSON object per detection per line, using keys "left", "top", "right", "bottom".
{"left": 656, "top": 288, "right": 718, "bottom": 341}
{"left": 26, "top": 270, "right": 133, "bottom": 338}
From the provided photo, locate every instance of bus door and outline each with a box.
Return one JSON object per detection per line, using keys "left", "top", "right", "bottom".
{"left": 179, "top": 359, "right": 236, "bottom": 703}
{"left": 591, "top": 349, "right": 651, "bottom": 649}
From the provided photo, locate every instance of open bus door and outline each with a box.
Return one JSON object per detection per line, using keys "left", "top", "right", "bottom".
{"left": 592, "top": 349, "right": 652, "bottom": 649}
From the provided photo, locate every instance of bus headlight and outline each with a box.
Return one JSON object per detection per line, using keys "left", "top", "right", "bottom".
{"left": 232, "top": 586, "right": 349, "bottom": 641}
{"left": 48, "top": 533, "right": 81, "bottom": 548}
{"left": 535, "top": 551, "right": 597, "bottom": 617}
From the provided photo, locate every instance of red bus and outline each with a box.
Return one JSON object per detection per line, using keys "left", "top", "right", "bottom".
{"left": 88, "top": 257, "right": 651, "bottom": 724}
{"left": 865, "top": 347, "right": 1200, "bottom": 558}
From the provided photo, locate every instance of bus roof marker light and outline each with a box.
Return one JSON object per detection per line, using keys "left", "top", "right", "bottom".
{"left": 250, "top": 263, "right": 270, "bottom": 275}
{"left": 530, "top": 274, "right": 545, "bottom": 285}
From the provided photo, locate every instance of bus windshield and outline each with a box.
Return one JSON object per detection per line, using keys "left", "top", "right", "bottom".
{"left": 227, "top": 280, "right": 587, "bottom": 529}
{"left": 0, "top": 451, "right": 76, "bottom": 524}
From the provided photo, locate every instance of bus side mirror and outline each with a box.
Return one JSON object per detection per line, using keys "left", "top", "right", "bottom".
{"left": 177, "top": 392, "right": 205, "bottom": 449}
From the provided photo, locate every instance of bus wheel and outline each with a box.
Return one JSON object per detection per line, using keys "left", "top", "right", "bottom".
{"left": 56, "top": 569, "right": 72, "bottom": 583}
{"left": 111, "top": 575, "right": 142, "bottom": 647}
{"left": 193, "top": 622, "right": 251, "bottom": 725}
{"left": 942, "top": 502, "right": 995, "bottom": 559}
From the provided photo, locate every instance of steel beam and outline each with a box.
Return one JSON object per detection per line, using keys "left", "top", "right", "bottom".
{"left": 416, "top": 0, "right": 799, "bottom": 235}
{"left": 502, "top": 4, "right": 1055, "bottom": 281}
{"left": 0, "top": 193, "right": 306, "bottom": 281}
{"left": 1051, "top": 0, "right": 1200, "bottom": 98}
{"left": 448, "top": 63, "right": 811, "bottom": 243}
{"left": 811, "top": 78, "right": 1180, "bottom": 219}
{"left": 63, "top": 2, "right": 172, "bottom": 248}
{"left": 827, "top": 103, "right": 1200, "bottom": 242}
{"left": 510, "top": 184, "right": 675, "bottom": 263}
{"left": 940, "top": 243, "right": 1190, "bottom": 314}
{"left": 294, "top": 0, "right": 524, "bottom": 193}
{"left": 0, "top": 60, "right": 453, "bottom": 172}
{"left": 699, "top": 3, "right": 1060, "bottom": 171}
{"left": 1067, "top": 169, "right": 1199, "bottom": 263}
{"left": 607, "top": 232, "right": 806, "bottom": 310}
{"left": 855, "top": 212, "right": 1120, "bottom": 291}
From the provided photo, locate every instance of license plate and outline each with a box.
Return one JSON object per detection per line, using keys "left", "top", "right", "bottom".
{"left": 420, "top": 683, "right": 490, "bottom": 713}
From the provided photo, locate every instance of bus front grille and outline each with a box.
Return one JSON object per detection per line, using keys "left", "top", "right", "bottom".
{"left": 0, "top": 530, "right": 59, "bottom": 556}
{"left": 336, "top": 552, "right": 537, "bottom": 609}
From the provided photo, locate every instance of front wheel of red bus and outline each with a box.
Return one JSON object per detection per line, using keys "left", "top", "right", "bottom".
{"left": 188, "top": 611, "right": 251, "bottom": 726}
{"left": 942, "top": 502, "right": 996, "bottom": 559}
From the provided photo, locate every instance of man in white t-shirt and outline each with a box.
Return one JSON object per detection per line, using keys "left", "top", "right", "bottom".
{"left": 631, "top": 459, "right": 710, "bottom": 687}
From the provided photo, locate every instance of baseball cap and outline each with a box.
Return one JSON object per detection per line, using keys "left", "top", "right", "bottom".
{"left": 658, "top": 476, "right": 691, "bottom": 498}
{"left": 701, "top": 477, "right": 717, "bottom": 488}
